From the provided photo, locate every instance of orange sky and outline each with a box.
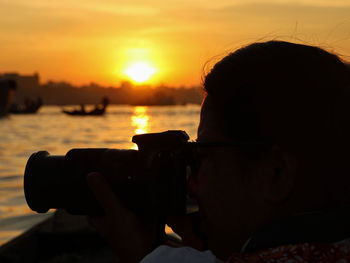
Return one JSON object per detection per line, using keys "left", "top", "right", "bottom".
{"left": 0, "top": 0, "right": 349, "bottom": 86}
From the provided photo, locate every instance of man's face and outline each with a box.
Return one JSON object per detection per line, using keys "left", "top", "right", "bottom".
{"left": 190, "top": 96, "right": 265, "bottom": 259}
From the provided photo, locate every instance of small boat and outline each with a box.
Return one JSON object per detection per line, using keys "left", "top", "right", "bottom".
{"left": 0, "top": 80, "right": 16, "bottom": 117}
{"left": 62, "top": 97, "right": 109, "bottom": 116}
{"left": 0, "top": 209, "right": 182, "bottom": 263}
{"left": 62, "top": 107, "right": 106, "bottom": 116}
{"left": 9, "top": 97, "right": 42, "bottom": 114}
{"left": 0, "top": 210, "right": 115, "bottom": 263}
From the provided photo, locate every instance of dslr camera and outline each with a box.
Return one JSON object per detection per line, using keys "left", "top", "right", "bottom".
{"left": 24, "top": 130, "right": 197, "bottom": 217}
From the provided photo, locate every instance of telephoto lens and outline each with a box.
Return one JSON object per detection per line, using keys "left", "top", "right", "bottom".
{"left": 24, "top": 130, "right": 192, "bottom": 217}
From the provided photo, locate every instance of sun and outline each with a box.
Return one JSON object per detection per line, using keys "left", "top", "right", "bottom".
{"left": 124, "top": 62, "right": 156, "bottom": 83}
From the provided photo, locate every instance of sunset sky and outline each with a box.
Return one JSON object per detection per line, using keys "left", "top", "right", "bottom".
{"left": 0, "top": 0, "right": 349, "bottom": 86}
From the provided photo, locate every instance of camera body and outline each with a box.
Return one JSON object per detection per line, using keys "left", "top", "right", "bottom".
{"left": 24, "top": 130, "right": 193, "bottom": 216}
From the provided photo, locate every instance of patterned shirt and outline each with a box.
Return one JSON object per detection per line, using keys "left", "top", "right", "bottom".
{"left": 228, "top": 240, "right": 350, "bottom": 263}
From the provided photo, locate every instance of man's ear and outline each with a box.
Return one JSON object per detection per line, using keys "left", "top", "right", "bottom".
{"left": 259, "top": 145, "right": 297, "bottom": 205}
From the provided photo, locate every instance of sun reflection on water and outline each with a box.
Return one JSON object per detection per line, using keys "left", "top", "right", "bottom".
{"left": 132, "top": 106, "right": 149, "bottom": 135}
{"left": 131, "top": 106, "right": 150, "bottom": 149}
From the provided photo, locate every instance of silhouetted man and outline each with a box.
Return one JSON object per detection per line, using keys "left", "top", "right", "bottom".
{"left": 87, "top": 41, "right": 350, "bottom": 262}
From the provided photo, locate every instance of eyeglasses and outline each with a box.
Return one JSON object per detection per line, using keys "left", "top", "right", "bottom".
{"left": 186, "top": 140, "right": 273, "bottom": 176}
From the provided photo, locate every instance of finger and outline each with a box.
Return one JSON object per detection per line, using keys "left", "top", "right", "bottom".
{"left": 86, "top": 172, "right": 126, "bottom": 216}
{"left": 166, "top": 214, "right": 192, "bottom": 234}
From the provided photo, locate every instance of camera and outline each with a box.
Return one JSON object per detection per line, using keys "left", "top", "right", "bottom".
{"left": 24, "top": 130, "right": 196, "bottom": 216}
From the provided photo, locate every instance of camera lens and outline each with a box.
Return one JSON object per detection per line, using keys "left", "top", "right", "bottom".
{"left": 24, "top": 151, "right": 65, "bottom": 213}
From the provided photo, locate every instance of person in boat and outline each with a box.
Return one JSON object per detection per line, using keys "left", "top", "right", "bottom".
{"left": 63, "top": 97, "right": 109, "bottom": 115}
{"left": 80, "top": 104, "right": 86, "bottom": 114}
{"left": 89, "top": 96, "right": 109, "bottom": 115}
{"left": 87, "top": 41, "right": 350, "bottom": 262}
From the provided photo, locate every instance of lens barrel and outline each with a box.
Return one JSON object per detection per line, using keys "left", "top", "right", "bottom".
{"left": 24, "top": 149, "right": 123, "bottom": 215}
{"left": 23, "top": 131, "right": 190, "bottom": 216}
{"left": 24, "top": 151, "right": 65, "bottom": 213}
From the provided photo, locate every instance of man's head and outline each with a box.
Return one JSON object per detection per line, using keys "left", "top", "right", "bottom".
{"left": 190, "top": 41, "right": 350, "bottom": 259}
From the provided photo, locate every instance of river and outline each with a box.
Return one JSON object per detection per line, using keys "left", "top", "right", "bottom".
{"left": 0, "top": 104, "right": 200, "bottom": 245}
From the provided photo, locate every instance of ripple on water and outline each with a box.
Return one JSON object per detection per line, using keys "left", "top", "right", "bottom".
{"left": 0, "top": 175, "right": 22, "bottom": 181}
{"left": 0, "top": 194, "right": 26, "bottom": 207}
{"left": 0, "top": 231, "right": 22, "bottom": 246}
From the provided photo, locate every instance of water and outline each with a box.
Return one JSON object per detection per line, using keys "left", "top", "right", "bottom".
{"left": 0, "top": 105, "right": 200, "bottom": 245}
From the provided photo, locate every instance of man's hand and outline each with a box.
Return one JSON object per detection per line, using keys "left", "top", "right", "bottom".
{"left": 86, "top": 172, "right": 156, "bottom": 263}
{"left": 167, "top": 213, "right": 207, "bottom": 250}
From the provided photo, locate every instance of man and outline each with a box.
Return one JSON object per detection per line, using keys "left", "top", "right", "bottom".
{"left": 87, "top": 41, "right": 350, "bottom": 262}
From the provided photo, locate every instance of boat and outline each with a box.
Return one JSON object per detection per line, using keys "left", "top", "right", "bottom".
{"left": 62, "top": 107, "right": 106, "bottom": 116}
{"left": 9, "top": 97, "right": 42, "bottom": 114}
{"left": 0, "top": 80, "right": 16, "bottom": 117}
{"left": 62, "top": 97, "right": 109, "bottom": 116}
{"left": 0, "top": 210, "right": 115, "bottom": 263}
{"left": 0, "top": 209, "right": 182, "bottom": 263}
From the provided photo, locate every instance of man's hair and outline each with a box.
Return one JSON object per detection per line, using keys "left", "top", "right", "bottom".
{"left": 204, "top": 41, "right": 350, "bottom": 153}
{"left": 203, "top": 41, "right": 350, "bottom": 204}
